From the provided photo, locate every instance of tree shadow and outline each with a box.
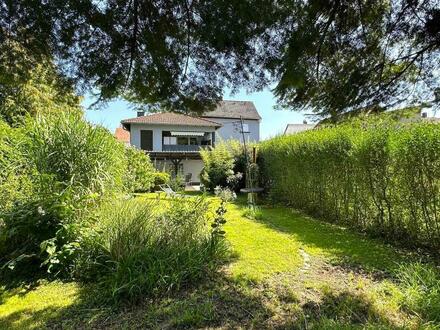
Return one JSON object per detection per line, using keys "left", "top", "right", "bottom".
{"left": 0, "top": 273, "right": 274, "bottom": 329}
{"left": 291, "top": 289, "right": 396, "bottom": 329}
{"left": 0, "top": 307, "right": 64, "bottom": 329}
{"left": 0, "top": 268, "right": 417, "bottom": 329}
{"left": 233, "top": 200, "right": 426, "bottom": 277}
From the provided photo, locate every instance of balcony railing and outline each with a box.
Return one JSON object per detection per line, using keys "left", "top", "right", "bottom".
{"left": 162, "top": 145, "right": 210, "bottom": 152}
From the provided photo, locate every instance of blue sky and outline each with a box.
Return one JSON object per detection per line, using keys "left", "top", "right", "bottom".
{"left": 84, "top": 88, "right": 310, "bottom": 140}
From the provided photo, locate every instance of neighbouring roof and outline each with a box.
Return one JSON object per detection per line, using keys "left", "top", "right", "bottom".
{"left": 114, "top": 127, "right": 130, "bottom": 143}
{"left": 284, "top": 123, "right": 315, "bottom": 135}
{"left": 201, "top": 100, "right": 261, "bottom": 120}
{"left": 121, "top": 112, "right": 222, "bottom": 127}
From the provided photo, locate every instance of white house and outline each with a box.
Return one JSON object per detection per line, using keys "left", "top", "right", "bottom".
{"left": 284, "top": 122, "right": 315, "bottom": 135}
{"left": 118, "top": 100, "right": 261, "bottom": 183}
{"left": 201, "top": 101, "right": 261, "bottom": 142}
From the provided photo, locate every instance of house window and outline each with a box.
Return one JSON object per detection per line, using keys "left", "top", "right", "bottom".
{"left": 242, "top": 123, "right": 249, "bottom": 133}
{"left": 189, "top": 137, "right": 198, "bottom": 145}
{"left": 164, "top": 136, "right": 177, "bottom": 145}
{"left": 177, "top": 137, "right": 188, "bottom": 145}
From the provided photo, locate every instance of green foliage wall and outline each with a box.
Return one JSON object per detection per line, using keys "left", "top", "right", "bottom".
{"left": 259, "top": 120, "right": 440, "bottom": 249}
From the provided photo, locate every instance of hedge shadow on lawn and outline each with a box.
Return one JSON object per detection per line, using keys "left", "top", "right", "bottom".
{"left": 238, "top": 200, "right": 418, "bottom": 276}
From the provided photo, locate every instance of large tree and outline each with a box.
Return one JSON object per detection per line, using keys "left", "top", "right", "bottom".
{"left": 1, "top": 0, "right": 439, "bottom": 119}
{"left": 0, "top": 39, "right": 81, "bottom": 126}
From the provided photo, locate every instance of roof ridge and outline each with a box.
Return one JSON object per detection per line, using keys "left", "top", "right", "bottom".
{"left": 121, "top": 111, "right": 221, "bottom": 127}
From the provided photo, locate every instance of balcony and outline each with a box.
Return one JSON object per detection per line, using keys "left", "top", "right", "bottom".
{"left": 162, "top": 145, "right": 210, "bottom": 152}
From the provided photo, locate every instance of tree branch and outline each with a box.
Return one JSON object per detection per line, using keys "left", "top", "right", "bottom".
{"left": 126, "top": 0, "right": 138, "bottom": 88}
{"left": 181, "top": 0, "right": 191, "bottom": 84}
{"left": 315, "top": 0, "right": 339, "bottom": 79}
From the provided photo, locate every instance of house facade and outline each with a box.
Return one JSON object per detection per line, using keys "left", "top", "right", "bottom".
{"left": 201, "top": 101, "right": 261, "bottom": 142}
{"left": 117, "top": 101, "right": 261, "bottom": 184}
{"left": 284, "top": 122, "right": 315, "bottom": 135}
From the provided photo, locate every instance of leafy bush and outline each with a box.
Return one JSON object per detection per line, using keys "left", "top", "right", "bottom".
{"left": 0, "top": 112, "right": 127, "bottom": 276}
{"left": 124, "top": 147, "right": 155, "bottom": 192}
{"left": 154, "top": 172, "right": 170, "bottom": 187}
{"left": 76, "top": 197, "right": 228, "bottom": 303}
{"left": 200, "top": 143, "right": 235, "bottom": 191}
{"left": 201, "top": 141, "right": 254, "bottom": 192}
{"left": 242, "top": 206, "right": 263, "bottom": 220}
{"left": 259, "top": 120, "right": 440, "bottom": 249}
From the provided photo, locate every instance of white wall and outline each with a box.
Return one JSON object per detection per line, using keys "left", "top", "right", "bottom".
{"left": 204, "top": 118, "right": 260, "bottom": 142}
{"left": 129, "top": 124, "right": 216, "bottom": 151}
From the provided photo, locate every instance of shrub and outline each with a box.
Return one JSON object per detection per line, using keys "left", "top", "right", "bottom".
{"left": 201, "top": 141, "right": 254, "bottom": 192}
{"left": 124, "top": 147, "right": 155, "bottom": 192}
{"left": 154, "top": 172, "right": 170, "bottom": 187}
{"left": 200, "top": 143, "right": 235, "bottom": 191}
{"left": 242, "top": 206, "right": 263, "bottom": 220}
{"left": 76, "top": 197, "right": 228, "bottom": 303}
{"left": 0, "top": 112, "right": 127, "bottom": 276}
{"left": 258, "top": 120, "right": 440, "bottom": 249}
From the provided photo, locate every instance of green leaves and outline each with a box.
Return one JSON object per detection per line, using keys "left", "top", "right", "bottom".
{"left": 124, "top": 147, "right": 156, "bottom": 193}
{"left": 3, "top": 1, "right": 439, "bottom": 116}
{"left": 259, "top": 120, "right": 440, "bottom": 249}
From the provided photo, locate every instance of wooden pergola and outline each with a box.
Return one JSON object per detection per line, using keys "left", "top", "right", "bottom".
{"left": 147, "top": 151, "right": 202, "bottom": 176}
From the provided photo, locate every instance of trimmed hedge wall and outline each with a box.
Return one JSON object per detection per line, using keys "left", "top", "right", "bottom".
{"left": 259, "top": 120, "right": 440, "bottom": 249}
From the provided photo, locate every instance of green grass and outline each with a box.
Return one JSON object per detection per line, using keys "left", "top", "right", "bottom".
{"left": 246, "top": 205, "right": 403, "bottom": 272}
{"left": 1, "top": 194, "right": 438, "bottom": 329}
{"left": 0, "top": 282, "right": 79, "bottom": 329}
{"left": 224, "top": 202, "right": 302, "bottom": 281}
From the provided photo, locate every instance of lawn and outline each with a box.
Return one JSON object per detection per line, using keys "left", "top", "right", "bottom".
{"left": 0, "top": 194, "right": 437, "bottom": 329}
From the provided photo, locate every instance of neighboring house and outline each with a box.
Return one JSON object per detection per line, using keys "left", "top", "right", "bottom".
{"left": 114, "top": 127, "right": 130, "bottom": 146}
{"left": 201, "top": 101, "right": 261, "bottom": 142}
{"left": 119, "top": 101, "right": 261, "bottom": 183}
{"left": 284, "top": 122, "right": 315, "bottom": 135}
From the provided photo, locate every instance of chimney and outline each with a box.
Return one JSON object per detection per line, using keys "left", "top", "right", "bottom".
{"left": 137, "top": 111, "right": 145, "bottom": 117}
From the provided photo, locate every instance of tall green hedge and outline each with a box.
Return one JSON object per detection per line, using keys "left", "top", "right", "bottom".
{"left": 259, "top": 120, "right": 440, "bottom": 249}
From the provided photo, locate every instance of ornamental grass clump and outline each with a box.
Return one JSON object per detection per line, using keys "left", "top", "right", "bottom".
{"left": 259, "top": 119, "right": 440, "bottom": 249}
{"left": 0, "top": 111, "right": 127, "bottom": 277}
{"left": 397, "top": 262, "right": 440, "bottom": 322}
{"left": 77, "top": 197, "right": 228, "bottom": 303}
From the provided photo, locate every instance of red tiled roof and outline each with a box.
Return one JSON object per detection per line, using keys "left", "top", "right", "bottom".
{"left": 114, "top": 127, "right": 130, "bottom": 143}
{"left": 121, "top": 112, "right": 221, "bottom": 127}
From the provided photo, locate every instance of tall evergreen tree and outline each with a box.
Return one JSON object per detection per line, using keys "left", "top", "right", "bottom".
{"left": 1, "top": 0, "right": 439, "bottom": 119}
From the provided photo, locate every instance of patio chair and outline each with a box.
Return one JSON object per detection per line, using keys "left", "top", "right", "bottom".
{"left": 185, "top": 173, "right": 192, "bottom": 186}
{"left": 159, "top": 184, "right": 187, "bottom": 198}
